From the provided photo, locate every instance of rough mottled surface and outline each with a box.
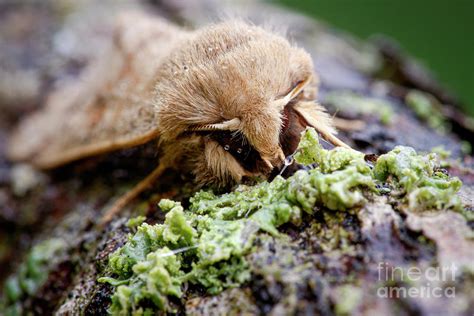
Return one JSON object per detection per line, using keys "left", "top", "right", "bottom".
{"left": 0, "top": 1, "right": 473, "bottom": 315}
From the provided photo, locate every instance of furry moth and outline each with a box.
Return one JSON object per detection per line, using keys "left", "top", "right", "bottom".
{"left": 7, "top": 11, "right": 349, "bottom": 223}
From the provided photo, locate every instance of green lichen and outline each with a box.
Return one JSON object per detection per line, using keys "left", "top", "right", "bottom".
{"left": 405, "top": 90, "right": 449, "bottom": 133}
{"left": 0, "top": 238, "right": 66, "bottom": 315}
{"left": 374, "top": 146, "right": 462, "bottom": 212}
{"left": 333, "top": 285, "right": 363, "bottom": 316}
{"left": 105, "top": 202, "right": 196, "bottom": 279}
{"left": 324, "top": 90, "right": 394, "bottom": 124}
{"left": 110, "top": 247, "right": 184, "bottom": 313}
{"left": 294, "top": 127, "right": 366, "bottom": 173}
{"left": 430, "top": 146, "right": 451, "bottom": 160}
{"left": 99, "top": 128, "right": 463, "bottom": 314}
{"left": 430, "top": 145, "right": 451, "bottom": 167}
{"left": 126, "top": 216, "right": 146, "bottom": 229}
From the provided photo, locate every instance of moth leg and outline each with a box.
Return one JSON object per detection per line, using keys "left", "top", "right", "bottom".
{"left": 99, "top": 163, "right": 167, "bottom": 226}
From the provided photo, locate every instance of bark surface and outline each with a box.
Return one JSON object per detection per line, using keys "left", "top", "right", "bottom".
{"left": 0, "top": 1, "right": 473, "bottom": 315}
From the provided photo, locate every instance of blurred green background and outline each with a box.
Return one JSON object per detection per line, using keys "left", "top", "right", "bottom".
{"left": 276, "top": 0, "right": 474, "bottom": 115}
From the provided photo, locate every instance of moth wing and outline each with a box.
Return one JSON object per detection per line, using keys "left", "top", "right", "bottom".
{"left": 7, "top": 12, "right": 187, "bottom": 169}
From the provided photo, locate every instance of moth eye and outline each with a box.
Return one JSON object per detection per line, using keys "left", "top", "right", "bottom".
{"left": 237, "top": 148, "right": 242, "bottom": 154}
{"left": 224, "top": 145, "right": 230, "bottom": 151}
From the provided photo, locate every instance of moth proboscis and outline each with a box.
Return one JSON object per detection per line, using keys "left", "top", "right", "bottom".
{"left": 7, "top": 11, "right": 351, "bottom": 225}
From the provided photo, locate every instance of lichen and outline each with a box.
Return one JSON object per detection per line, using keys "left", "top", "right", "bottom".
{"left": 126, "top": 216, "right": 146, "bottom": 229}
{"left": 374, "top": 146, "right": 462, "bottom": 212}
{"left": 294, "top": 127, "right": 366, "bottom": 173}
{"left": 430, "top": 145, "right": 451, "bottom": 167}
{"left": 0, "top": 238, "right": 66, "bottom": 315}
{"left": 405, "top": 90, "right": 449, "bottom": 133}
{"left": 430, "top": 146, "right": 451, "bottom": 160}
{"left": 99, "top": 128, "right": 464, "bottom": 314}
{"left": 333, "top": 285, "right": 363, "bottom": 315}
{"left": 111, "top": 247, "right": 184, "bottom": 313}
{"left": 324, "top": 90, "right": 394, "bottom": 124}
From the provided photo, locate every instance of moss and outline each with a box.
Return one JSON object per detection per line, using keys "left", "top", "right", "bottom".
{"left": 405, "top": 90, "right": 449, "bottom": 133}
{"left": 99, "top": 128, "right": 464, "bottom": 314}
{"left": 0, "top": 239, "right": 66, "bottom": 315}
{"left": 324, "top": 90, "right": 394, "bottom": 124}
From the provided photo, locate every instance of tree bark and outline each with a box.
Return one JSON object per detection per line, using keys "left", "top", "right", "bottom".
{"left": 0, "top": 1, "right": 473, "bottom": 315}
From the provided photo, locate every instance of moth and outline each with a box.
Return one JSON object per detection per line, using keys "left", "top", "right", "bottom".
{"left": 7, "top": 11, "right": 349, "bottom": 223}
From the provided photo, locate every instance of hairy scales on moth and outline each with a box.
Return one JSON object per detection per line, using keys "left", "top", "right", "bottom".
{"left": 7, "top": 12, "right": 350, "bottom": 224}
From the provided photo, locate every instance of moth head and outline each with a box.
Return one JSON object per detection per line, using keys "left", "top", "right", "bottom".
{"left": 187, "top": 76, "right": 314, "bottom": 167}
{"left": 155, "top": 21, "right": 346, "bottom": 185}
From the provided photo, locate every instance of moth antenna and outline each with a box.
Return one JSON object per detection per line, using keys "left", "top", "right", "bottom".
{"left": 99, "top": 163, "right": 168, "bottom": 226}
{"left": 333, "top": 117, "right": 366, "bottom": 131}
{"left": 273, "top": 76, "right": 312, "bottom": 111}
{"left": 293, "top": 101, "right": 351, "bottom": 149}
{"left": 188, "top": 118, "right": 241, "bottom": 132}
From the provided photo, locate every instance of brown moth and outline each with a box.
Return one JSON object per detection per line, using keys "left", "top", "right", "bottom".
{"left": 7, "top": 11, "right": 349, "bottom": 223}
